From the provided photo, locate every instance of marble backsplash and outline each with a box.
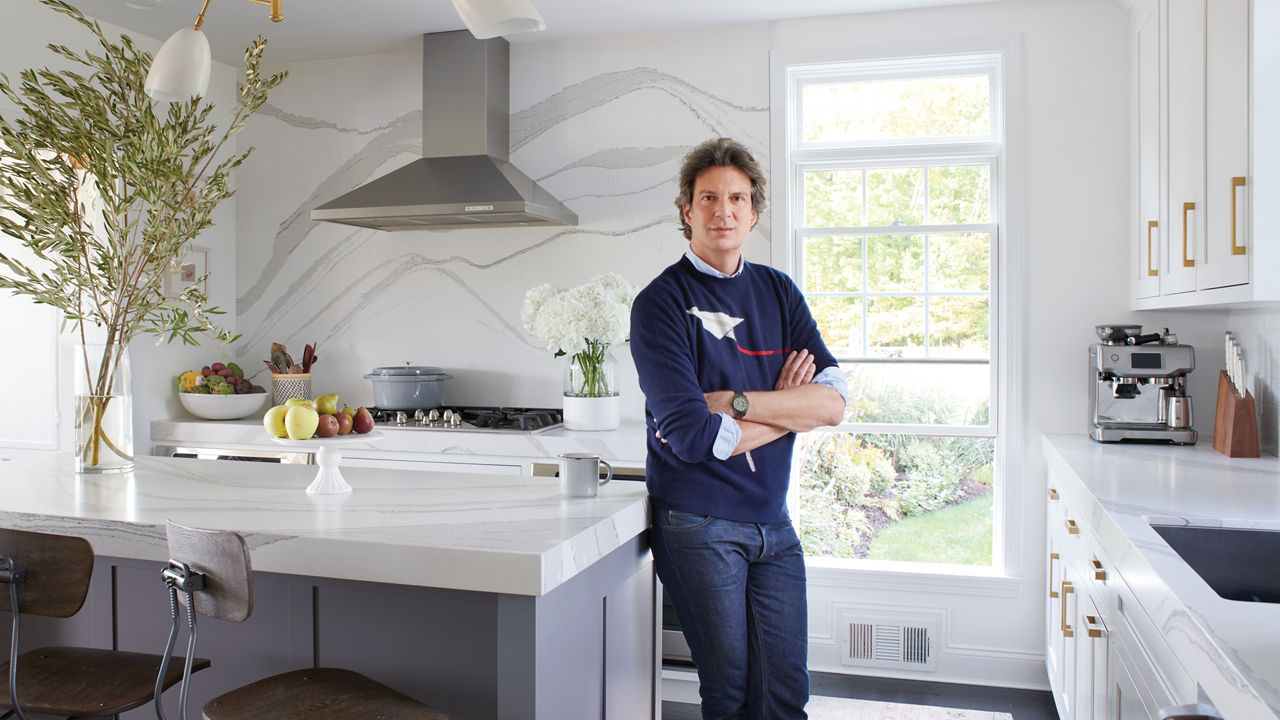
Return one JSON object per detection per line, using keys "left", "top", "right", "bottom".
{"left": 231, "top": 26, "right": 772, "bottom": 420}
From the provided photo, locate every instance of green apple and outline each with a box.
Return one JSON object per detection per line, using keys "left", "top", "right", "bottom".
{"left": 284, "top": 397, "right": 315, "bottom": 410}
{"left": 315, "top": 393, "right": 339, "bottom": 416}
{"left": 284, "top": 406, "right": 319, "bottom": 440}
{"left": 263, "top": 405, "right": 289, "bottom": 438}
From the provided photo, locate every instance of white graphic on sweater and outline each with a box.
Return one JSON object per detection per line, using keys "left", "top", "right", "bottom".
{"left": 686, "top": 306, "right": 744, "bottom": 341}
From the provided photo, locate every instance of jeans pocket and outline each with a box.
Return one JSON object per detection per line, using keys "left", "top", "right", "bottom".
{"left": 662, "top": 509, "right": 714, "bottom": 531}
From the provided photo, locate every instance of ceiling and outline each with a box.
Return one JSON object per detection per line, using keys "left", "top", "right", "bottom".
{"left": 66, "top": 0, "right": 1004, "bottom": 65}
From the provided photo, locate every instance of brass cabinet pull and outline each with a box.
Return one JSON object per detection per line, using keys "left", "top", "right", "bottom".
{"left": 1182, "top": 202, "right": 1196, "bottom": 267}
{"left": 1092, "top": 558, "right": 1107, "bottom": 582}
{"left": 1066, "top": 518, "right": 1080, "bottom": 535}
{"left": 1084, "top": 614, "right": 1105, "bottom": 639}
{"left": 1147, "top": 220, "right": 1159, "bottom": 276}
{"left": 1049, "top": 552, "right": 1060, "bottom": 598}
{"left": 1049, "top": 487, "right": 1060, "bottom": 501}
{"left": 1061, "top": 581, "right": 1075, "bottom": 637}
{"left": 1231, "top": 176, "right": 1246, "bottom": 256}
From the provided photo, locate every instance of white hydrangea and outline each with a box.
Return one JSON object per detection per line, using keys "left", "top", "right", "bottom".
{"left": 522, "top": 272, "right": 638, "bottom": 356}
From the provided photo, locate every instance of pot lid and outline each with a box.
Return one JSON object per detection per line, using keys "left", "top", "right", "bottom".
{"left": 367, "top": 365, "right": 448, "bottom": 377}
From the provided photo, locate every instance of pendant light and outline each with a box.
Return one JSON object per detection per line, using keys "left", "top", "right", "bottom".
{"left": 144, "top": 0, "right": 283, "bottom": 102}
{"left": 450, "top": 0, "right": 546, "bottom": 39}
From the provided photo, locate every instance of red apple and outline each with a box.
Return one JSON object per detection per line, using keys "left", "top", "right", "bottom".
{"left": 314, "top": 414, "right": 339, "bottom": 438}
{"left": 352, "top": 407, "right": 374, "bottom": 434}
{"left": 335, "top": 412, "right": 353, "bottom": 435}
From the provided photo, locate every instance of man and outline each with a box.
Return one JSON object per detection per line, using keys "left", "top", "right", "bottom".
{"left": 630, "top": 137, "right": 847, "bottom": 719}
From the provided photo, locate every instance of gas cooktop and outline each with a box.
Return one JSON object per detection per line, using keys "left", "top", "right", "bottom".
{"left": 367, "top": 406, "right": 563, "bottom": 434}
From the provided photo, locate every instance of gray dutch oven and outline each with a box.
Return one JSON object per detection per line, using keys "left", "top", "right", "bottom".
{"left": 363, "top": 365, "right": 451, "bottom": 409}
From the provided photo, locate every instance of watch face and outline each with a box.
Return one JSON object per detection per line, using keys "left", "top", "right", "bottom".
{"left": 732, "top": 392, "right": 749, "bottom": 414}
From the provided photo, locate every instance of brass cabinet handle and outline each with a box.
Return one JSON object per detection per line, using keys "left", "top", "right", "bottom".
{"left": 1049, "top": 552, "right": 1060, "bottom": 598}
{"left": 1061, "top": 581, "right": 1075, "bottom": 637}
{"left": 1182, "top": 202, "right": 1196, "bottom": 267}
{"left": 1084, "top": 614, "right": 1105, "bottom": 639}
{"left": 1049, "top": 487, "right": 1059, "bottom": 501}
{"left": 1092, "top": 558, "right": 1107, "bottom": 582}
{"left": 1066, "top": 518, "right": 1080, "bottom": 535}
{"left": 1231, "top": 176, "right": 1246, "bottom": 256}
{"left": 1147, "top": 220, "right": 1159, "bottom": 276}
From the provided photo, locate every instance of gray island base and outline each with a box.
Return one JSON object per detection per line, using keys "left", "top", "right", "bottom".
{"left": 0, "top": 454, "right": 656, "bottom": 720}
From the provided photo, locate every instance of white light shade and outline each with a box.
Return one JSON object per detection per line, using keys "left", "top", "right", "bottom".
{"left": 144, "top": 26, "right": 211, "bottom": 101}
{"left": 450, "top": 0, "right": 546, "bottom": 39}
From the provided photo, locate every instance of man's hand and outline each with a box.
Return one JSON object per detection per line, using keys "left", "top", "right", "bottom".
{"left": 774, "top": 349, "right": 816, "bottom": 390}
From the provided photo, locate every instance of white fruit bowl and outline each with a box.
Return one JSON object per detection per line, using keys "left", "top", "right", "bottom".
{"left": 179, "top": 391, "right": 269, "bottom": 420}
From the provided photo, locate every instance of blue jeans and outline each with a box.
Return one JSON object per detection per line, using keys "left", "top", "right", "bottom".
{"left": 652, "top": 509, "right": 809, "bottom": 720}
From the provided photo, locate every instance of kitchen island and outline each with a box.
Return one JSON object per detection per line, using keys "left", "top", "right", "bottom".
{"left": 0, "top": 453, "right": 655, "bottom": 720}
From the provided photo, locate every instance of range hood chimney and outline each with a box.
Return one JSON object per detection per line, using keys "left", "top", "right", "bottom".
{"left": 310, "top": 31, "right": 577, "bottom": 231}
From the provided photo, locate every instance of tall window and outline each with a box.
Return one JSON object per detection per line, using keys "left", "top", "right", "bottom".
{"left": 783, "top": 54, "right": 1003, "bottom": 569}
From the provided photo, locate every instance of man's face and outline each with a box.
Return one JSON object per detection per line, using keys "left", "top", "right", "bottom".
{"left": 683, "top": 165, "right": 758, "bottom": 266}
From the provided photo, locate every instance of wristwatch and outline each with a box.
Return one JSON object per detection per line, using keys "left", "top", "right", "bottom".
{"left": 731, "top": 391, "right": 749, "bottom": 419}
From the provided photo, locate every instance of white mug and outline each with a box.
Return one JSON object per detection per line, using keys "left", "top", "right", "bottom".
{"left": 559, "top": 453, "right": 613, "bottom": 497}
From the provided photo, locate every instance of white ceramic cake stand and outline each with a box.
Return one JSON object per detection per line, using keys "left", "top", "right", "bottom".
{"left": 272, "top": 431, "right": 383, "bottom": 494}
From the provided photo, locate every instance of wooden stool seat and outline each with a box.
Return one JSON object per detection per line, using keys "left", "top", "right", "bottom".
{"left": 0, "top": 645, "right": 210, "bottom": 717}
{"left": 202, "top": 667, "right": 447, "bottom": 720}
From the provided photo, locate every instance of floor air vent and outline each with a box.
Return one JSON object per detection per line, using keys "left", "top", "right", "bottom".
{"left": 839, "top": 611, "right": 940, "bottom": 671}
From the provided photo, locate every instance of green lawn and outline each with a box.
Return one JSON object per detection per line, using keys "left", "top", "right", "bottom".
{"left": 866, "top": 492, "right": 993, "bottom": 565}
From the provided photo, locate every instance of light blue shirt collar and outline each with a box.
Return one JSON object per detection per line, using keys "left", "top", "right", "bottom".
{"left": 684, "top": 246, "right": 744, "bottom": 279}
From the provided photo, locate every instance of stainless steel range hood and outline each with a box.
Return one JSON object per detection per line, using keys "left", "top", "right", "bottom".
{"left": 311, "top": 31, "right": 576, "bottom": 231}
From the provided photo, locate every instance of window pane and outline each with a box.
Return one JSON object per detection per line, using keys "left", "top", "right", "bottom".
{"left": 804, "top": 169, "right": 863, "bottom": 227}
{"left": 809, "top": 297, "right": 864, "bottom": 356}
{"left": 803, "top": 236, "right": 862, "bottom": 292}
{"left": 841, "top": 362, "right": 990, "bottom": 426}
{"left": 867, "top": 295, "right": 924, "bottom": 357}
{"left": 801, "top": 74, "right": 991, "bottom": 143}
{"left": 795, "top": 431, "right": 994, "bottom": 566}
{"left": 929, "top": 233, "right": 989, "bottom": 291}
{"left": 928, "top": 164, "right": 991, "bottom": 223}
{"left": 866, "top": 167, "right": 924, "bottom": 226}
{"left": 866, "top": 235, "right": 925, "bottom": 292}
{"left": 929, "top": 296, "right": 989, "bottom": 357}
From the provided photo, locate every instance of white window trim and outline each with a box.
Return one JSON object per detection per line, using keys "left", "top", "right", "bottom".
{"left": 770, "top": 34, "right": 1029, "bottom": 592}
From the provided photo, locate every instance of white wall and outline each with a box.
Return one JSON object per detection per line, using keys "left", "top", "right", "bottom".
{"left": 0, "top": 3, "right": 242, "bottom": 459}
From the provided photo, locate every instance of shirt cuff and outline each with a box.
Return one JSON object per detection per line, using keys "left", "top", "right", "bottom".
{"left": 813, "top": 366, "right": 850, "bottom": 406}
{"left": 712, "top": 412, "right": 740, "bottom": 460}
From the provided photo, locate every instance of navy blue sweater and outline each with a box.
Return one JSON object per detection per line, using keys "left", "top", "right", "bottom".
{"left": 630, "top": 256, "right": 839, "bottom": 523}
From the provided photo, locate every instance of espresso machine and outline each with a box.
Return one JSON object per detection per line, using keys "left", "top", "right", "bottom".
{"left": 1089, "top": 324, "right": 1196, "bottom": 444}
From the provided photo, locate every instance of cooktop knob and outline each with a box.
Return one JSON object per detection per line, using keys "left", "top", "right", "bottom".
{"left": 395, "top": 410, "right": 408, "bottom": 425}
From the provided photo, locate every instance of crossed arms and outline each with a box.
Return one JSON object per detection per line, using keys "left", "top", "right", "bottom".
{"left": 703, "top": 349, "right": 846, "bottom": 456}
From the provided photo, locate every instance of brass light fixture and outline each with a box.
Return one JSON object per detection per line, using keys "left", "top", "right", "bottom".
{"left": 144, "top": 0, "right": 283, "bottom": 102}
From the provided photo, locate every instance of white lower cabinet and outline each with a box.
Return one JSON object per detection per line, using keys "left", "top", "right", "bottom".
{"left": 1046, "top": 477, "right": 1196, "bottom": 720}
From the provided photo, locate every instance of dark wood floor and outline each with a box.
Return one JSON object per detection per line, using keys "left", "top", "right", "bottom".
{"left": 662, "top": 670, "right": 1060, "bottom": 719}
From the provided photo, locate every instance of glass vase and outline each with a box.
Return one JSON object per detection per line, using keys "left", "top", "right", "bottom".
{"left": 74, "top": 342, "right": 133, "bottom": 473}
{"left": 563, "top": 341, "right": 620, "bottom": 431}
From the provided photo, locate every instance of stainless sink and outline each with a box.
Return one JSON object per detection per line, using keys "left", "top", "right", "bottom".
{"left": 1150, "top": 524, "right": 1280, "bottom": 604}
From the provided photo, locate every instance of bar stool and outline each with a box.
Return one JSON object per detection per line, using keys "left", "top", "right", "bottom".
{"left": 0, "top": 527, "right": 208, "bottom": 720}
{"left": 160, "top": 520, "right": 449, "bottom": 720}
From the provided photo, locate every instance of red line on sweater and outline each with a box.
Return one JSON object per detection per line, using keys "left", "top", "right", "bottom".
{"left": 736, "top": 346, "right": 790, "bottom": 356}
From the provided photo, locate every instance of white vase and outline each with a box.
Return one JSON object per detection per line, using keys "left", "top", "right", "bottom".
{"left": 563, "top": 395, "right": 621, "bottom": 431}
{"left": 563, "top": 343, "right": 620, "bottom": 431}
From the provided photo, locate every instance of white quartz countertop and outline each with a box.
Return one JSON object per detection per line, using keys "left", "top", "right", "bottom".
{"left": 1042, "top": 434, "right": 1280, "bottom": 719}
{"left": 0, "top": 453, "right": 649, "bottom": 597}
{"left": 151, "top": 417, "right": 650, "bottom": 465}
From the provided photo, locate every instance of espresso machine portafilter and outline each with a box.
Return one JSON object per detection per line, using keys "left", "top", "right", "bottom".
{"left": 1089, "top": 324, "right": 1196, "bottom": 444}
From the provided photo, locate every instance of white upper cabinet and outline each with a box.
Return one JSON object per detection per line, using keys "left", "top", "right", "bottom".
{"left": 1133, "top": 0, "right": 1161, "bottom": 300}
{"left": 1131, "top": 0, "right": 1277, "bottom": 308}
